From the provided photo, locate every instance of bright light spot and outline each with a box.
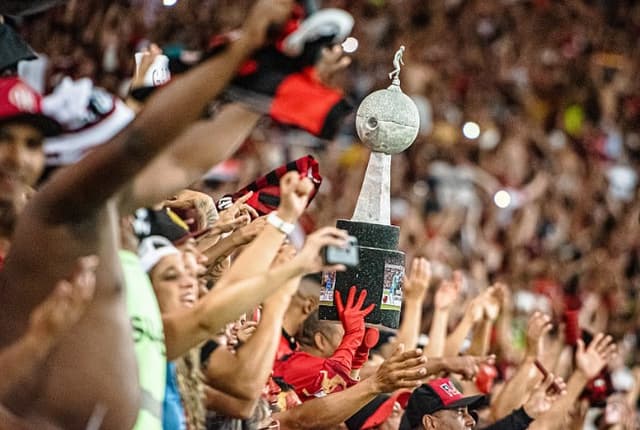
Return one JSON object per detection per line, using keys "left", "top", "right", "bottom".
{"left": 494, "top": 190, "right": 511, "bottom": 209}
{"left": 462, "top": 121, "right": 481, "bottom": 139}
{"left": 163, "top": 0, "right": 177, "bottom": 6}
{"left": 342, "top": 37, "right": 359, "bottom": 53}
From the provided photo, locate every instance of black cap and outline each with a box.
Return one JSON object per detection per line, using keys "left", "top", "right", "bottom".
{"left": 0, "top": 23, "right": 36, "bottom": 73}
{"left": 400, "top": 378, "right": 488, "bottom": 430}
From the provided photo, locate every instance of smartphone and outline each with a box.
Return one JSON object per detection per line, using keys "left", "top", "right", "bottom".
{"left": 322, "top": 235, "right": 359, "bottom": 268}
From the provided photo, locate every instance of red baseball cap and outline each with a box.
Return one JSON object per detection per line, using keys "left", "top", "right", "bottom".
{"left": 0, "top": 77, "right": 61, "bottom": 136}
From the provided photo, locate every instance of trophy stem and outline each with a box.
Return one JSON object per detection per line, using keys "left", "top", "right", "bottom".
{"left": 351, "top": 151, "right": 392, "bottom": 225}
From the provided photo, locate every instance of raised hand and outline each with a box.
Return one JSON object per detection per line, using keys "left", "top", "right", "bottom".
{"left": 243, "top": 0, "right": 295, "bottom": 49}
{"left": 29, "top": 256, "right": 98, "bottom": 342}
{"left": 372, "top": 344, "right": 427, "bottom": 393}
{"left": 575, "top": 333, "right": 617, "bottom": 380}
{"left": 277, "top": 172, "right": 314, "bottom": 223}
{"left": 335, "top": 286, "right": 376, "bottom": 338}
{"left": 164, "top": 189, "right": 217, "bottom": 232}
{"left": 403, "top": 257, "right": 431, "bottom": 302}
{"left": 292, "top": 226, "right": 348, "bottom": 274}
{"left": 213, "top": 192, "right": 258, "bottom": 235}
{"left": 236, "top": 320, "right": 258, "bottom": 344}
{"left": 443, "top": 355, "right": 496, "bottom": 381}
{"left": 525, "top": 312, "right": 553, "bottom": 359}
{"left": 434, "top": 271, "right": 461, "bottom": 311}
{"left": 523, "top": 373, "right": 567, "bottom": 419}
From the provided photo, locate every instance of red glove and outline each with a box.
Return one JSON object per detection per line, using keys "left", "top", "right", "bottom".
{"left": 351, "top": 327, "right": 379, "bottom": 370}
{"left": 330, "top": 286, "right": 375, "bottom": 372}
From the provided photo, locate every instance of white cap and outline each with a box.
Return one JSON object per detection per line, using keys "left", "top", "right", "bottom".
{"left": 138, "top": 235, "right": 180, "bottom": 273}
{"left": 42, "top": 77, "right": 135, "bottom": 166}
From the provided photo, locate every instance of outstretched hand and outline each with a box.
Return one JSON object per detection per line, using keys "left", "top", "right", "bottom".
{"left": 575, "top": 333, "right": 617, "bottom": 380}
{"left": 403, "top": 257, "right": 431, "bottom": 302}
{"left": 292, "top": 226, "right": 348, "bottom": 274}
{"left": 335, "top": 286, "right": 375, "bottom": 336}
{"left": 373, "top": 344, "right": 427, "bottom": 393}
{"left": 525, "top": 312, "right": 553, "bottom": 359}
{"left": 434, "top": 271, "right": 462, "bottom": 310}
{"left": 445, "top": 355, "right": 497, "bottom": 381}
{"left": 523, "top": 373, "right": 567, "bottom": 419}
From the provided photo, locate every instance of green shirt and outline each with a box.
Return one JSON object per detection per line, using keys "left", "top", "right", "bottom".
{"left": 121, "top": 250, "right": 166, "bottom": 430}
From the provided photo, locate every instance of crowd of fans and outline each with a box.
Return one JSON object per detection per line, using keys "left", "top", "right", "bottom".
{"left": 0, "top": 0, "right": 639, "bottom": 429}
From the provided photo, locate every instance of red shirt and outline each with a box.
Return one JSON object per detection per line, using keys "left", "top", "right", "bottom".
{"left": 273, "top": 351, "right": 358, "bottom": 401}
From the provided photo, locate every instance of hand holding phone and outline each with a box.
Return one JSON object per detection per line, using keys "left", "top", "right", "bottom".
{"left": 322, "top": 235, "right": 359, "bottom": 268}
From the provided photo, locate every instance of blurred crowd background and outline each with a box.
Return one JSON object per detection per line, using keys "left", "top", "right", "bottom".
{"left": 12, "top": 0, "right": 640, "bottom": 399}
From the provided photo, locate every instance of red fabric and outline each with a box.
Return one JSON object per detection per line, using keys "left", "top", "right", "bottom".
{"left": 227, "top": 155, "right": 322, "bottom": 216}
{"left": 276, "top": 333, "right": 298, "bottom": 360}
{"left": 333, "top": 286, "right": 375, "bottom": 371}
{"left": 475, "top": 363, "right": 498, "bottom": 394}
{"left": 273, "top": 351, "right": 357, "bottom": 401}
{"left": 428, "top": 378, "right": 465, "bottom": 407}
{"left": 270, "top": 68, "right": 343, "bottom": 136}
{"left": 0, "top": 77, "right": 44, "bottom": 119}
{"left": 352, "top": 327, "right": 379, "bottom": 370}
{"left": 361, "top": 391, "right": 411, "bottom": 429}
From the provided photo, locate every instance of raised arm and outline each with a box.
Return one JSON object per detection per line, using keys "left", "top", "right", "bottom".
{"left": 394, "top": 258, "right": 430, "bottom": 351}
{"left": 119, "top": 103, "right": 261, "bottom": 214}
{"left": 491, "top": 312, "right": 552, "bottom": 420}
{"left": 37, "top": 0, "right": 293, "bottom": 222}
{"left": 162, "top": 227, "right": 347, "bottom": 359}
{"left": 217, "top": 172, "right": 316, "bottom": 287}
{"left": 529, "top": 333, "right": 616, "bottom": 430}
{"left": 276, "top": 345, "right": 427, "bottom": 430}
{"left": 424, "top": 272, "right": 461, "bottom": 357}
{"left": 205, "top": 245, "right": 298, "bottom": 400}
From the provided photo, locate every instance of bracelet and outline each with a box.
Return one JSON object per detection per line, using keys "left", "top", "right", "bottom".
{"left": 266, "top": 212, "right": 295, "bottom": 235}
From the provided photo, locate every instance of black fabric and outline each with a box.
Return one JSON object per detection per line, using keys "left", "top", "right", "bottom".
{"left": 133, "top": 208, "right": 188, "bottom": 243}
{"left": 345, "top": 394, "right": 390, "bottom": 430}
{"left": 200, "top": 340, "right": 219, "bottom": 366}
{"left": 319, "top": 97, "right": 353, "bottom": 139}
{"left": 0, "top": 24, "right": 36, "bottom": 73}
{"left": 0, "top": 0, "right": 63, "bottom": 16}
{"left": 481, "top": 407, "right": 534, "bottom": 430}
{"left": 129, "top": 86, "right": 156, "bottom": 103}
{"left": 282, "top": 329, "right": 297, "bottom": 352}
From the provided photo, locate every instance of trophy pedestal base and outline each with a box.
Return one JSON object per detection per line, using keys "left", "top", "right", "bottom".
{"left": 318, "top": 220, "right": 405, "bottom": 329}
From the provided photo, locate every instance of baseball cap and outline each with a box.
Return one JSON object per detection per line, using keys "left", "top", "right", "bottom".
{"left": 138, "top": 235, "right": 181, "bottom": 273}
{"left": 42, "top": 77, "right": 135, "bottom": 166}
{"left": 133, "top": 207, "right": 210, "bottom": 246}
{"left": 346, "top": 391, "right": 411, "bottom": 430}
{"left": 399, "top": 378, "right": 487, "bottom": 430}
{"left": 0, "top": 76, "right": 61, "bottom": 136}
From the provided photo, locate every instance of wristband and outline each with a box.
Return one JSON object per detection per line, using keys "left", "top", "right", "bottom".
{"left": 267, "top": 212, "right": 295, "bottom": 235}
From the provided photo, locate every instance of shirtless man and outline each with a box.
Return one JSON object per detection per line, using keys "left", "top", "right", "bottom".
{"left": 0, "top": 1, "right": 294, "bottom": 428}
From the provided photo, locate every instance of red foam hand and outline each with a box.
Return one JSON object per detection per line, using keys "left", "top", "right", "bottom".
{"left": 331, "top": 286, "right": 376, "bottom": 372}
{"left": 352, "top": 327, "right": 380, "bottom": 370}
